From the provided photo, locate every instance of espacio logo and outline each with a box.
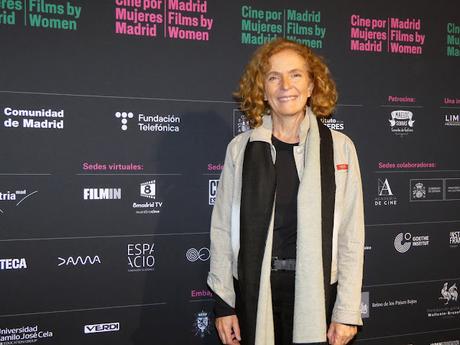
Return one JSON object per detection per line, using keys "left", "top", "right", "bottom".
{"left": 127, "top": 243, "right": 155, "bottom": 272}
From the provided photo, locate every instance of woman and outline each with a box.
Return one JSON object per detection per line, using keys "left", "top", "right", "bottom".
{"left": 207, "top": 38, "right": 365, "bottom": 345}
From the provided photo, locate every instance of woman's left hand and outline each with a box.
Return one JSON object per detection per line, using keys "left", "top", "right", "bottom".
{"left": 327, "top": 322, "right": 357, "bottom": 345}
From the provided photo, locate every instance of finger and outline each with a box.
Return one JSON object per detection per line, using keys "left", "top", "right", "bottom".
{"left": 232, "top": 318, "right": 241, "bottom": 341}
{"left": 223, "top": 324, "right": 234, "bottom": 345}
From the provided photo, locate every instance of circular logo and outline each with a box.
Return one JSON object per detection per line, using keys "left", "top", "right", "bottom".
{"left": 394, "top": 233, "right": 412, "bottom": 253}
{"left": 186, "top": 247, "right": 210, "bottom": 262}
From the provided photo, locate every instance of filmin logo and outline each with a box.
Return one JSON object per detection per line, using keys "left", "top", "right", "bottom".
{"left": 84, "top": 322, "right": 120, "bottom": 334}
{"left": 83, "top": 188, "right": 121, "bottom": 200}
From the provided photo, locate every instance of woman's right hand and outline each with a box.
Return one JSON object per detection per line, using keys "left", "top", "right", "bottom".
{"left": 215, "top": 315, "right": 241, "bottom": 344}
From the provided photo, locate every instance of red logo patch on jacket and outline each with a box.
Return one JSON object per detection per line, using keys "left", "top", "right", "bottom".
{"left": 336, "top": 164, "right": 348, "bottom": 171}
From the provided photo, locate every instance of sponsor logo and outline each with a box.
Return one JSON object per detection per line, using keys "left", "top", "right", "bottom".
{"left": 374, "top": 178, "right": 397, "bottom": 206}
{"left": 133, "top": 180, "right": 163, "bottom": 215}
{"left": 193, "top": 310, "right": 212, "bottom": 338}
{"left": 389, "top": 110, "right": 415, "bottom": 136}
{"left": 58, "top": 256, "right": 102, "bottom": 267}
{"left": 233, "top": 109, "right": 250, "bottom": 136}
{"left": 336, "top": 164, "right": 348, "bottom": 171}
{"left": 83, "top": 188, "right": 121, "bottom": 200}
{"left": 321, "top": 117, "right": 344, "bottom": 131}
{"left": 444, "top": 114, "right": 460, "bottom": 127}
{"left": 427, "top": 281, "right": 460, "bottom": 318}
{"left": 115, "top": 111, "right": 182, "bottom": 133}
{"left": 186, "top": 247, "right": 210, "bottom": 262}
{"left": 450, "top": 231, "right": 460, "bottom": 248}
{"left": 115, "top": 111, "right": 134, "bottom": 131}
{"left": 409, "top": 178, "right": 460, "bottom": 202}
{"left": 140, "top": 180, "right": 156, "bottom": 199}
{"left": 209, "top": 179, "right": 218, "bottom": 205}
{"left": 2, "top": 107, "right": 64, "bottom": 130}
{"left": 84, "top": 322, "right": 120, "bottom": 334}
{"left": 361, "top": 292, "right": 369, "bottom": 318}
{"left": 0, "top": 325, "right": 53, "bottom": 344}
{"left": 431, "top": 341, "right": 460, "bottom": 345}
{"left": 0, "top": 189, "right": 39, "bottom": 215}
{"left": 394, "top": 232, "right": 429, "bottom": 253}
{"left": 127, "top": 243, "right": 155, "bottom": 272}
{"left": 0, "top": 258, "right": 27, "bottom": 270}
{"left": 439, "top": 282, "right": 458, "bottom": 305}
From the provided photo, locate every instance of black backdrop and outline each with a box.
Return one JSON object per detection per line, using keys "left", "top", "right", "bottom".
{"left": 1, "top": 1, "right": 460, "bottom": 344}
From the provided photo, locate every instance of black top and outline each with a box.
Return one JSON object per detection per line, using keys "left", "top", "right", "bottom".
{"left": 271, "top": 135, "right": 300, "bottom": 260}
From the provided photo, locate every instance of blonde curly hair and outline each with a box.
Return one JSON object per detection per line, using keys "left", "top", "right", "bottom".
{"left": 235, "top": 38, "right": 338, "bottom": 128}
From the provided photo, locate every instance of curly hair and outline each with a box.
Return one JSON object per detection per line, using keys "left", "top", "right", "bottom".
{"left": 235, "top": 38, "right": 338, "bottom": 128}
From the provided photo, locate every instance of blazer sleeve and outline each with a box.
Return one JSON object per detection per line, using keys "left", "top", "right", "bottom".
{"left": 207, "top": 142, "right": 237, "bottom": 312}
{"left": 331, "top": 137, "right": 365, "bottom": 326}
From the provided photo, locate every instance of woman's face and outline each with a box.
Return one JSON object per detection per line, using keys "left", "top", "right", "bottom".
{"left": 264, "top": 49, "right": 313, "bottom": 119}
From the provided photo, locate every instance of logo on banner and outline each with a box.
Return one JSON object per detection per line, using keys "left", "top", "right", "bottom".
{"left": 233, "top": 109, "right": 250, "bottom": 136}
{"left": 0, "top": 258, "right": 27, "bottom": 270}
{"left": 0, "top": 189, "right": 39, "bottom": 215}
{"left": 439, "top": 283, "right": 458, "bottom": 305}
{"left": 133, "top": 180, "right": 163, "bottom": 215}
{"left": 209, "top": 179, "right": 218, "bottom": 205}
{"left": 431, "top": 341, "right": 460, "bottom": 345}
{"left": 115, "top": 111, "right": 134, "bottom": 131}
{"left": 193, "top": 310, "right": 212, "bottom": 338}
{"left": 186, "top": 247, "right": 210, "bottom": 262}
{"left": 444, "top": 114, "right": 460, "bottom": 127}
{"left": 83, "top": 188, "right": 121, "bottom": 200}
{"left": 412, "top": 182, "right": 426, "bottom": 199}
{"left": 394, "top": 232, "right": 429, "bottom": 253}
{"left": 361, "top": 292, "right": 369, "bottom": 319}
{"left": 115, "top": 111, "right": 182, "bottom": 133}
{"left": 58, "top": 256, "right": 102, "bottom": 267}
{"left": 389, "top": 110, "right": 415, "bottom": 136}
{"left": 3, "top": 107, "right": 64, "bottom": 130}
{"left": 321, "top": 117, "right": 345, "bottom": 131}
{"left": 450, "top": 231, "right": 460, "bottom": 248}
{"left": 374, "top": 178, "right": 397, "bottom": 206}
{"left": 127, "top": 243, "right": 155, "bottom": 272}
{"left": 84, "top": 322, "right": 120, "bottom": 334}
{"left": 0, "top": 325, "right": 54, "bottom": 343}
{"left": 140, "top": 180, "right": 156, "bottom": 199}
{"left": 427, "top": 281, "right": 460, "bottom": 318}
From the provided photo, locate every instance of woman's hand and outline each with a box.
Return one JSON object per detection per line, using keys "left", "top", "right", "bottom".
{"left": 215, "top": 315, "right": 241, "bottom": 344}
{"left": 327, "top": 322, "right": 357, "bottom": 345}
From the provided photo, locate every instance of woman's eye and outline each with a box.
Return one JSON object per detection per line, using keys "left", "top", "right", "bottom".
{"left": 267, "top": 75, "right": 279, "bottom": 82}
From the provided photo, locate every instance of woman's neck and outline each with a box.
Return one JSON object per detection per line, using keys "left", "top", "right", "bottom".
{"left": 271, "top": 112, "right": 304, "bottom": 144}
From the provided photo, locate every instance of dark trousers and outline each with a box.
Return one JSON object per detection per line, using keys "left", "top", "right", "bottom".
{"left": 271, "top": 271, "right": 336, "bottom": 345}
{"left": 271, "top": 270, "right": 296, "bottom": 345}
